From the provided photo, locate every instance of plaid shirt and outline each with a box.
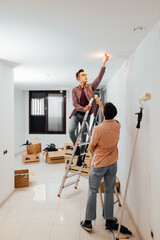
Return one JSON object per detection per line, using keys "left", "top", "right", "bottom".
{"left": 69, "top": 67, "right": 106, "bottom": 118}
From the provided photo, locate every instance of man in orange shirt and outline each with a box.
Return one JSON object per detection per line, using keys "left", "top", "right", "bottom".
{"left": 81, "top": 100, "right": 121, "bottom": 232}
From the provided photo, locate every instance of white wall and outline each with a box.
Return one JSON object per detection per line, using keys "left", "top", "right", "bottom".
{"left": 22, "top": 90, "right": 72, "bottom": 150}
{"left": 106, "top": 20, "right": 160, "bottom": 240}
{"left": 14, "top": 88, "right": 26, "bottom": 154}
{"left": 0, "top": 61, "right": 14, "bottom": 204}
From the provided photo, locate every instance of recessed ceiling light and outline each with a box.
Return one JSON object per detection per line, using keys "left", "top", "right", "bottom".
{"left": 46, "top": 73, "right": 51, "bottom": 79}
{"left": 132, "top": 26, "right": 144, "bottom": 33}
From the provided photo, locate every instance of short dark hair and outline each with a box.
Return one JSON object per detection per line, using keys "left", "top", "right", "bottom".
{"left": 76, "top": 69, "right": 84, "bottom": 80}
{"left": 104, "top": 102, "right": 117, "bottom": 119}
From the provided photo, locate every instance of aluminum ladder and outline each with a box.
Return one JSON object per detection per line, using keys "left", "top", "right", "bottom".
{"left": 57, "top": 98, "right": 98, "bottom": 197}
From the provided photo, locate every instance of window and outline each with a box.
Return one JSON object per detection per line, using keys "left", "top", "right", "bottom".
{"left": 29, "top": 91, "right": 66, "bottom": 134}
{"left": 31, "top": 98, "right": 45, "bottom": 116}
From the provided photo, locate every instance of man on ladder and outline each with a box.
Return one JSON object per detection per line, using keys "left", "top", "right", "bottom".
{"left": 80, "top": 100, "right": 121, "bottom": 232}
{"left": 58, "top": 54, "right": 109, "bottom": 197}
{"left": 69, "top": 54, "right": 109, "bottom": 162}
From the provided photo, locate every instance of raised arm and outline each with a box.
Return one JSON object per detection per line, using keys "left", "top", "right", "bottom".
{"left": 95, "top": 96, "right": 104, "bottom": 114}
{"left": 91, "top": 54, "right": 109, "bottom": 91}
{"left": 89, "top": 127, "right": 99, "bottom": 153}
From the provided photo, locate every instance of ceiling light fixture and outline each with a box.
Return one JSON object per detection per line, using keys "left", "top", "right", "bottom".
{"left": 132, "top": 26, "right": 144, "bottom": 33}
{"left": 92, "top": 53, "right": 112, "bottom": 59}
{"left": 46, "top": 73, "right": 52, "bottom": 80}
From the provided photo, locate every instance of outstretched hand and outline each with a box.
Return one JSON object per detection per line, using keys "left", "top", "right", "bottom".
{"left": 104, "top": 54, "right": 109, "bottom": 62}
{"left": 102, "top": 53, "right": 109, "bottom": 67}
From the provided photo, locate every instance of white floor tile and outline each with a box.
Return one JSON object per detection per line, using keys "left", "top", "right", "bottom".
{"left": 0, "top": 223, "right": 25, "bottom": 240}
{"left": 3, "top": 208, "right": 33, "bottom": 224}
{"left": 0, "top": 207, "right": 10, "bottom": 221}
{"left": 50, "top": 224, "right": 80, "bottom": 240}
{"left": 79, "top": 225, "right": 110, "bottom": 240}
{"left": 28, "top": 208, "right": 57, "bottom": 224}
{"left": 55, "top": 209, "right": 81, "bottom": 225}
{"left": 19, "top": 223, "right": 52, "bottom": 240}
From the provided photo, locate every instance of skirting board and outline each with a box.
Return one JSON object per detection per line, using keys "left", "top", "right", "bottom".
{"left": 0, "top": 189, "right": 15, "bottom": 207}
{"left": 14, "top": 150, "right": 26, "bottom": 156}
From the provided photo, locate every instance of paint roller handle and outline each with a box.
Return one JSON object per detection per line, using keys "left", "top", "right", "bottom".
{"left": 135, "top": 108, "right": 143, "bottom": 129}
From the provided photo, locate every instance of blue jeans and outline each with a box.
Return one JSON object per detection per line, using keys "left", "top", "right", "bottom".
{"left": 69, "top": 113, "right": 90, "bottom": 152}
{"left": 85, "top": 162, "right": 117, "bottom": 220}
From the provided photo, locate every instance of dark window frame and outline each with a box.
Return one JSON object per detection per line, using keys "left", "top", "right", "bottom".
{"left": 29, "top": 90, "right": 66, "bottom": 134}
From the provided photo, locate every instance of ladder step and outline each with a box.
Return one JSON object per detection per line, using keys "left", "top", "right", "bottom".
{"left": 67, "top": 171, "right": 81, "bottom": 178}
{"left": 80, "top": 153, "right": 86, "bottom": 156}
{"left": 70, "top": 163, "right": 77, "bottom": 168}
{"left": 78, "top": 142, "right": 90, "bottom": 146}
{"left": 63, "top": 180, "right": 77, "bottom": 188}
{"left": 67, "top": 160, "right": 73, "bottom": 164}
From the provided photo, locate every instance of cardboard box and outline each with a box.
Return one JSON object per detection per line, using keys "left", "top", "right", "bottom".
{"left": 64, "top": 142, "right": 73, "bottom": 155}
{"left": 32, "top": 138, "right": 41, "bottom": 144}
{"left": 22, "top": 152, "right": 40, "bottom": 165}
{"left": 100, "top": 177, "right": 120, "bottom": 193}
{"left": 64, "top": 142, "right": 92, "bottom": 160}
{"left": 46, "top": 150, "right": 65, "bottom": 164}
{"left": 65, "top": 155, "right": 92, "bottom": 176}
{"left": 14, "top": 169, "right": 29, "bottom": 188}
{"left": 27, "top": 143, "right": 41, "bottom": 154}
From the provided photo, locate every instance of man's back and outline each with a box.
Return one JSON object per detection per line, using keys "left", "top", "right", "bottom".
{"left": 91, "top": 119, "right": 121, "bottom": 168}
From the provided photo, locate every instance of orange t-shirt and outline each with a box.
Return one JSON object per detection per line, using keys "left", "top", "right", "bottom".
{"left": 90, "top": 119, "right": 121, "bottom": 168}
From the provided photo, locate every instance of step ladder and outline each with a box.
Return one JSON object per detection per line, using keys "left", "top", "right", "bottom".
{"left": 57, "top": 98, "right": 98, "bottom": 197}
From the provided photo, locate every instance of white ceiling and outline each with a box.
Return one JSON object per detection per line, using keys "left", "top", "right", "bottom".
{"left": 0, "top": 0, "right": 160, "bottom": 90}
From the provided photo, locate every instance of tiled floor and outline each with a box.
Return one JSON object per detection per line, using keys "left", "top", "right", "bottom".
{"left": 0, "top": 153, "right": 141, "bottom": 240}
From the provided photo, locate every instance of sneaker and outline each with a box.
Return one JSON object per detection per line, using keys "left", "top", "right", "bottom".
{"left": 74, "top": 146, "right": 80, "bottom": 156}
{"left": 80, "top": 221, "right": 92, "bottom": 232}
{"left": 76, "top": 156, "right": 82, "bottom": 166}
{"left": 106, "top": 221, "right": 118, "bottom": 231}
{"left": 105, "top": 217, "right": 117, "bottom": 227}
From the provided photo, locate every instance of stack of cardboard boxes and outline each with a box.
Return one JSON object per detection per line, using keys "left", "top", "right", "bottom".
{"left": 64, "top": 142, "right": 92, "bottom": 176}
{"left": 22, "top": 139, "right": 41, "bottom": 164}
